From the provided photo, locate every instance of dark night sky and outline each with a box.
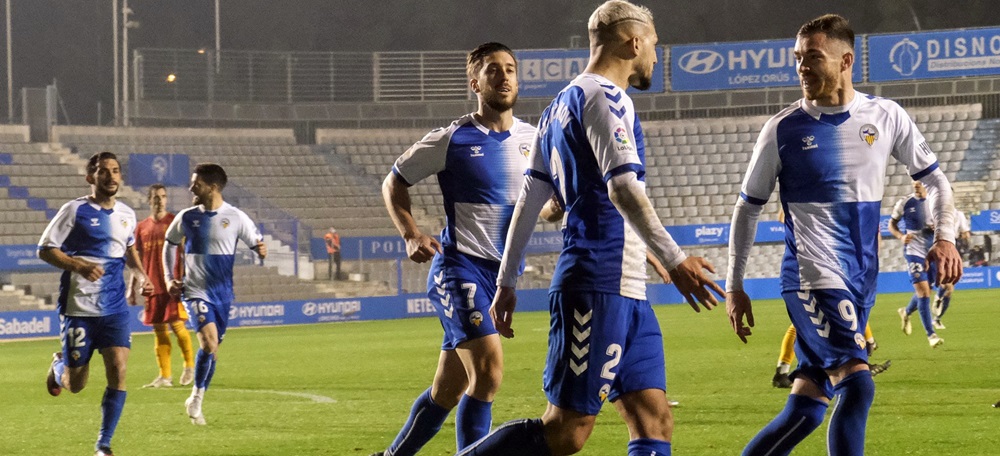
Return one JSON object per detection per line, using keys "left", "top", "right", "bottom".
{"left": 8, "top": 0, "right": 1000, "bottom": 124}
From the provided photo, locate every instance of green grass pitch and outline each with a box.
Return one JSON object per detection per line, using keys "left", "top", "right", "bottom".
{"left": 2, "top": 289, "right": 998, "bottom": 455}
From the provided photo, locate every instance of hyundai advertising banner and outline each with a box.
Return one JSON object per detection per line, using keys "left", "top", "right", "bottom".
{"left": 5, "top": 270, "right": 996, "bottom": 341}
{"left": 670, "top": 38, "right": 862, "bottom": 91}
{"left": 869, "top": 27, "right": 1000, "bottom": 82}
{"left": 515, "top": 48, "right": 665, "bottom": 98}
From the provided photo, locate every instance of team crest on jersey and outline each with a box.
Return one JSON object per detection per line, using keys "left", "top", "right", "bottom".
{"left": 801, "top": 135, "right": 818, "bottom": 150}
{"left": 221, "top": 218, "right": 230, "bottom": 229}
{"left": 860, "top": 124, "right": 879, "bottom": 146}
{"left": 120, "top": 219, "right": 128, "bottom": 228}
{"left": 855, "top": 333, "right": 867, "bottom": 350}
{"left": 470, "top": 146, "right": 484, "bottom": 157}
{"left": 469, "top": 311, "right": 484, "bottom": 327}
{"left": 613, "top": 127, "right": 630, "bottom": 145}
{"left": 519, "top": 143, "right": 531, "bottom": 157}
{"left": 599, "top": 384, "right": 611, "bottom": 402}
{"left": 71, "top": 350, "right": 81, "bottom": 361}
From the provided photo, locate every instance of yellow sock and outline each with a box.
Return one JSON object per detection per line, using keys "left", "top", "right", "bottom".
{"left": 153, "top": 324, "right": 172, "bottom": 378}
{"left": 172, "top": 320, "right": 196, "bottom": 368}
{"left": 778, "top": 324, "right": 796, "bottom": 366}
{"left": 864, "top": 323, "right": 874, "bottom": 343}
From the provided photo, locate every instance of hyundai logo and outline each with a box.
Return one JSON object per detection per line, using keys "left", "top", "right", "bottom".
{"left": 678, "top": 50, "right": 724, "bottom": 74}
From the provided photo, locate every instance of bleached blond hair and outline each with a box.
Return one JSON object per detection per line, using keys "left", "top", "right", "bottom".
{"left": 587, "top": 0, "right": 653, "bottom": 35}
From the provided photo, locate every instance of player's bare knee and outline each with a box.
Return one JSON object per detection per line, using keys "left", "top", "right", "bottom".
{"left": 470, "top": 364, "right": 502, "bottom": 397}
{"left": 541, "top": 411, "right": 595, "bottom": 455}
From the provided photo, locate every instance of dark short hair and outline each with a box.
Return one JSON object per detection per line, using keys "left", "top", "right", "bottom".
{"left": 193, "top": 163, "right": 228, "bottom": 190}
{"left": 798, "top": 14, "right": 855, "bottom": 50}
{"left": 467, "top": 42, "right": 516, "bottom": 79}
{"left": 86, "top": 151, "right": 119, "bottom": 176}
{"left": 147, "top": 183, "right": 166, "bottom": 200}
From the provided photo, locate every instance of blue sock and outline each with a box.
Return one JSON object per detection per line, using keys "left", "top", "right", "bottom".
{"left": 97, "top": 388, "right": 126, "bottom": 449}
{"left": 905, "top": 295, "right": 918, "bottom": 315}
{"left": 386, "top": 388, "right": 451, "bottom": 456}
{"left": 742, "top": 394, "right": 827, "bottom": 456}
{"left": 204, "top": 354, "right": 217, "bottom": 389}
{"left": 456, "top": 394, "right": 493, "bottom": 451}
{"left": 916, "top": 296, "right": 934, "bottom": 336}
{"left": 828, "top": 371, "right": 875, "bottom": 456}
{"left": 53, "top": 357, "right": 66, "bottom": 388}
{"left": 194, "top": 349, "right": 214, "bottom": 389}
{"left": 457, "top": 418, "right": 550, "bottom": 456}
{"left": 628, "top": 437, "right": 671, "bottom": 456}
{"left": 938, "top": 294, "right": 951, "bottom": 318}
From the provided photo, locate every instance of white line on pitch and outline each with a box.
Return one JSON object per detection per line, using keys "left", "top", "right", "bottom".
{"left": 213, "top": 388, "right": 336, "bottom": 403}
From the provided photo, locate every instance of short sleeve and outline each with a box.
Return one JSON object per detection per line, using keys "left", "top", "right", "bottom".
{"left": 392, "top": 126, "right": 453, "bottom": 186}
{"left": 740, "top": 117, "right": 781, "bottom": 205}
{"left": 581, "top": 86, "right": 642, "bottom": 182}
{"left": 238, "top": 210, "right": 263, "bottom": 248}
{"left": 38, "top": 201, "right": 78, "bottom": 250}
{"left": 890, "top": 198, "right": 906, "bottom": 220}
{"left": 888, "top": 102, "right": 938, "bottom": 180}
{"left": 164, "top": 210, "right": 186, "bottom": 245}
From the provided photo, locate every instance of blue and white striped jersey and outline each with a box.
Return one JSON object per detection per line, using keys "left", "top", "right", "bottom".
{"left": 38, "top": 198, "right": 136, "bottom": 317}
{"left": 741, "top": 93, "right": 939, "bottom": 296}
{"left": 891, "top": 193, "right": 933, "bottom": 257}
{"left": 527, "top": 72, "right": 649, "bottom": 300}
{"left": 393, "top": 113, "right": 536, "bottom": 264}
{"left": 164, "top": 202, "right": 262, "bottom": 306}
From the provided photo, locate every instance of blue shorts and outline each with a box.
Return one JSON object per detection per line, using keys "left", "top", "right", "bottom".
{"left": 783, "top": 289, "right": 870, "bottom": 399}
{"left": 904, "top": 254, "right": 937, "bottom": 285}
{"left": 428, "top": 253, "right": 499, "bottom": 350}
{"left": 544, "top": 291, "right": 666, "bottom": 415}
{"left": 185, "top": 299, "right": 230, "bottom": 344}
{"left": 59, "top": 311, "right": 132, "bottom": 368}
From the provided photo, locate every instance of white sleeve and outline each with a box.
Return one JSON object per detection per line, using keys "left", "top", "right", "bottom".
{"left": 238, "top": 210, "right": 264, "bottom": 248}
{"left": 497, "top": 174, "right": 553, "bottom": 288}
{"left": 890, "top": 198, "right": 906, "bottom": 221}
{"left": 740, "top": 117, "right": 781, "bottom": 204}
{"left": 726, "top": 119, "right": 779, "bottom": 292}
{"left": 919, "top": 168, "right": 956, "bottom": 243}
{"left": 607, "top": 172, "right": 687, "bottom": 270}
{"left": 163, "top": 243, "right": 179, "bottom": 283}
{"left": 392, "top": 126, "right": 453, "bottom": 186}
{"left": 956, "top": 210, "right": 970, "bottom": 233}
{"left": 726, "top": 198, "right": 763, "bottom": 292}
{"left": 889, "top": 102, "right": 939, "bottom": 179}
{"left": 38, "top": 201, "right": 78, "bottom": 250}
{"left": 164, "top": 209, "right": 185, "bottom": 245}
{"left": 581, "top": 90, "right": 642, "bottom": 180}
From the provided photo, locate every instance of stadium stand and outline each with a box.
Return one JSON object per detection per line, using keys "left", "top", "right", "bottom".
{"left": 1, "top": 102, "right": 995, "bottom": 299}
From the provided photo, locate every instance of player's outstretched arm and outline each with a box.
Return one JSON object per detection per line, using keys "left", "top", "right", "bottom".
{"left": 382, "top": 172, "right": 441, "bottom": 263}
{"left": 606, "top": 172, "right": 723, "bottom": 310}
{"left": 725, "top": 290, "right": 755, "bottom": 344}
{"left": 490, "top": 286, "right": 518, "bottom": 339}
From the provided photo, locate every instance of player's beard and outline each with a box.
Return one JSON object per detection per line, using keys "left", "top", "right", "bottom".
{"left": 630, "top": 74, "right": 652, "bottom": 91}
{"left": 96, "top": 181, "right": 119, "bottom": 198}
{"left": 483, "top": 89, "right": 517, "bottom": 113}
{"left": 801, "top": 70, "right": 838, "bottom": 101}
